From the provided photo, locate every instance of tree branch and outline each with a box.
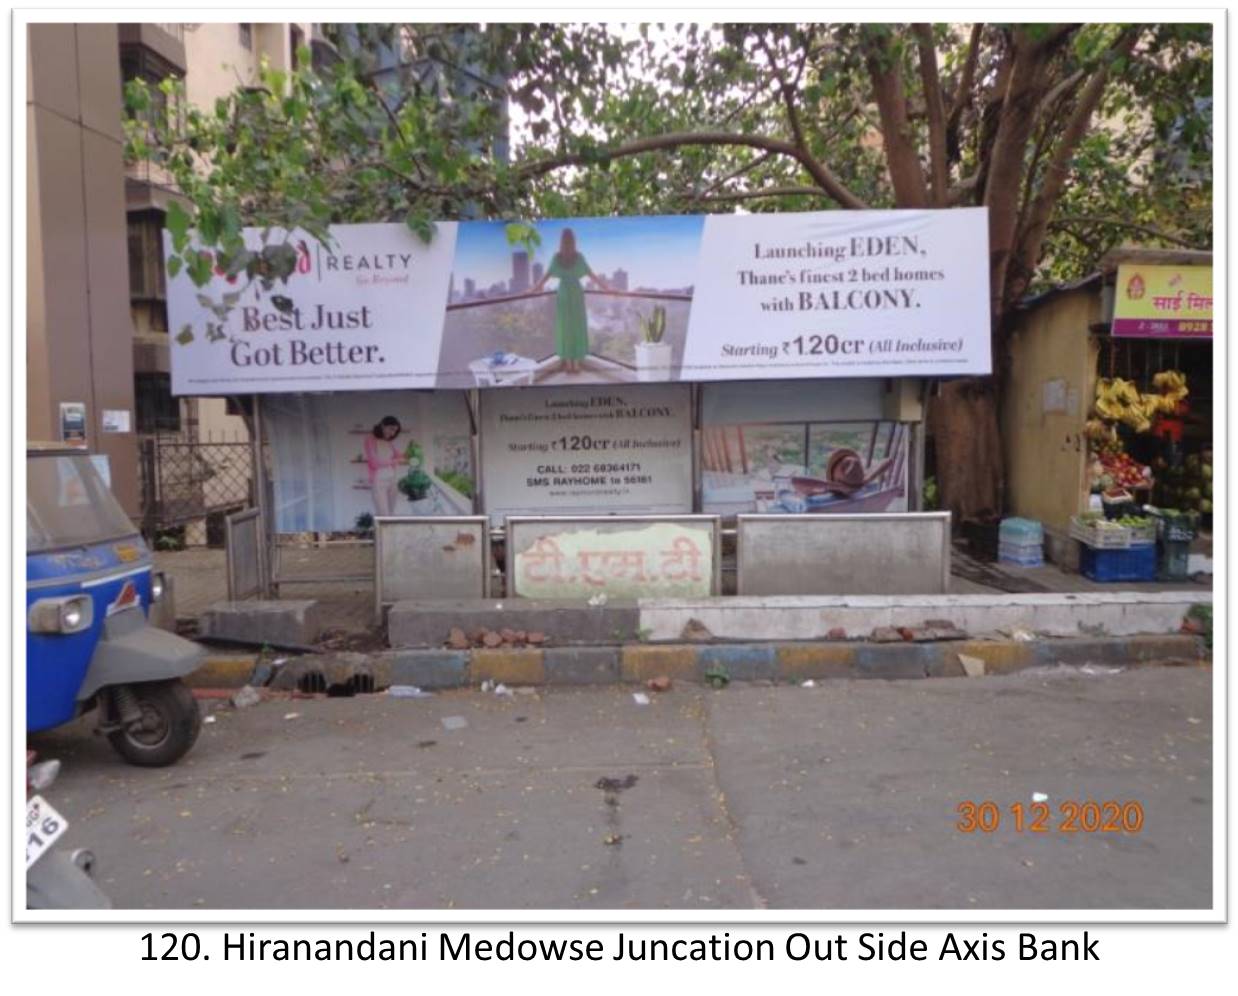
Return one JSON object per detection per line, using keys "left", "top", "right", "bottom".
{"left": 913, "top": 24, "right": 950, "bottom": 206}
{"left": 754, "top": 32, "right": 859, "bottom": 209}
{"left": 1009, "top": 28, "right": 1142, "bottom": 305}
{"left": 514, "top": 131, "right": 869, "bottom": 209}
{"left": 863, "top": 26, "right": 929, "bottom": 207}
{"left": 947, "top": 23, "right": 983, "bottom": 132}
{"left": 1048, "top": 216, "right": 1201, "bottom": 249}
{"left": 982, "top": 31, "right": 1060, "bottom": 316}
{"left": 688, "top": 185, "right": 831, "bottom": 204}
{"left": 696, "top": 151, "right": 774, "bottom": 198}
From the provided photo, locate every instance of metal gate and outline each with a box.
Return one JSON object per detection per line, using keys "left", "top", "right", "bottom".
{"left": 139, "top": 436, "right": 255, "bottom": 540}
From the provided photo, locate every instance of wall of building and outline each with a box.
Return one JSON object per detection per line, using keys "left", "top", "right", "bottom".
{"left": 1003, "top": 288, "right": 1102, "bottom": 543}
{"left": 27, "top": 23, "right": 140, "bottom": 515}
{"left": 183, "top": 21, "right": 311, "bottom": 108}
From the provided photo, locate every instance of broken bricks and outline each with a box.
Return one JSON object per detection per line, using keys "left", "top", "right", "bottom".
{"left": 444, "top": 626, "right": 548, "bottom": 650}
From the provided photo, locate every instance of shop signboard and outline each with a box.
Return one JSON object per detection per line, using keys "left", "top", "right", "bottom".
{"left": 479, "top": 384, "right": 693, "bottom": 524}
{"left": 1112, "top": 263, "right": 1212, "bottom": 338}
{"left": 167, "top": 209, "right": 991, "bottom": 394}
{"left": 262, "top": 392, "right": 474, "bottom": 533}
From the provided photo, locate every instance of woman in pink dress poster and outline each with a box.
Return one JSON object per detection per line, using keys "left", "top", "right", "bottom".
{"left": 364, "top": 415, "right": 408, "bottom": 516}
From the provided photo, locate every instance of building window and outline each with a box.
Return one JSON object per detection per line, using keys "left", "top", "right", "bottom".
{"left": 128, "top": 211, "right": 167, "bottom": 301}
{"left": 120, "top": 46, "right": 183, "bottom": 132}
{"left": 135, "top": 373, "right": 181, "bottom": 433}
{"left": 239, "top": 23, "right": 253, "bottom": 50}
{"left": 290, "top": 24, "right": 304, "bottom": 61}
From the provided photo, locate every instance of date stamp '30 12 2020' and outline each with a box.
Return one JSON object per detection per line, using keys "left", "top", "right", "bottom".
{"left": 956, "top": 800, "right": 1145, "bottom": 834}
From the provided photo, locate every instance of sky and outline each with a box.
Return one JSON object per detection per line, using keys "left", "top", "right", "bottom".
{"left": 452, "top": 215, "right": 704, "bottom": 291}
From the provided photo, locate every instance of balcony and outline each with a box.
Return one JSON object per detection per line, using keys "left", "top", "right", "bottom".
{"left": 438, "top": 289, "right": 693, "bottom": 388}
{"left": 118, "top": 23, "right": 186, "bottom": 73}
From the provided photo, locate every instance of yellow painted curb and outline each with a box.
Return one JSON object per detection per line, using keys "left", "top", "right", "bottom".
{"left": 472, "top": 648, "right": 546, "bottom": 685}
{"left": 954, "top": 640, "right": 1034, "bottom": 675}
{"left": 185, "top": 656, "right": 257, "bottom": 688}
{"left": 620, "top": 645, "right": 697, "bottom": 682}
{"left": 776, "top": 643, "right": 856, "bottom": 680}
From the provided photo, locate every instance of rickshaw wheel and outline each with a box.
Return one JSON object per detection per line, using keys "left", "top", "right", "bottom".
{"left": 107, "top": 680, "right": 201, "bottom": 767}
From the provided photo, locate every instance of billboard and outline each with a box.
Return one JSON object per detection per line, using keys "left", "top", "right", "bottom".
{"left": 700, "top": 382, "right": 908, "bottom": 516}
{"left": 1112, "top": 263, "right": 1212, "bottom": 338}
{"left": 167, "top": 208, "right": 990, "bottom": 395}
{"left": 263, "top": 392, "right": 474, "bottom": 533}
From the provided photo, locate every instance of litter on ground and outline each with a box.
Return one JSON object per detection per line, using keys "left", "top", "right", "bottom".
{"left": 388, "top": 685, "right": 434, "bottom": 698}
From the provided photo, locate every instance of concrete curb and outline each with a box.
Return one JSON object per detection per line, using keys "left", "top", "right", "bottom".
{"left": 184, "top": 654, "right": 260, "bottom": 689}
{"left": 183, "top": 635, "right": 1205, "bottom": 690}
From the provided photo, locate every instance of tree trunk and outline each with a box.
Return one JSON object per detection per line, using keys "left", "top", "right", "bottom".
{"left": 927, "top": 378, "right": 1004, "bottom": 525}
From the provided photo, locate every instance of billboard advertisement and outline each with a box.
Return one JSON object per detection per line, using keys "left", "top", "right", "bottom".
{"left": 479, "top": 384, "right": 694, "bottom": 524}
{"left": 167, "top": 208, "right": 990, "bottom": 395}
{"left": 700, "top": 382, "right": 909, "bottom": 516}
{"left": 263, "top": 392, "right": 474, "bottom": 533}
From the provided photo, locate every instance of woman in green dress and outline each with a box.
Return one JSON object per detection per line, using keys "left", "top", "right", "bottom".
{"left": 529, "top": 228, "right": 613, "bottom": 374}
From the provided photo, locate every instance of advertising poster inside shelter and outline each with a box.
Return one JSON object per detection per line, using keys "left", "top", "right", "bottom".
{"left": 263, "top": 392, "right": 474, "bottom": 533}
{"left": 479, "top": 384, "right": 694, "bottom": 524}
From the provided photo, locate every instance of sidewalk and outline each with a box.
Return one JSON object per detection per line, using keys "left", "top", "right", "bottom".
{"left": 157, "top": 544, "right": 1211, "bottom": 640}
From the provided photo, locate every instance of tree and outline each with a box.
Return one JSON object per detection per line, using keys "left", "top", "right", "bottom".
{"left": 127, "top": 22, "right": 1212, "bottom": 519}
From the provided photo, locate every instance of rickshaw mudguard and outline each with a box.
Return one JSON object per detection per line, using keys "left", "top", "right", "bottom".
{"left": 76, "top": 610, "right": 206, "bottom": 702}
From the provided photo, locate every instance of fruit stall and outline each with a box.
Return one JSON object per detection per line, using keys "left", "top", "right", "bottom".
{"left": 1001, "top": 247, "right": 1211, "bottom": 580}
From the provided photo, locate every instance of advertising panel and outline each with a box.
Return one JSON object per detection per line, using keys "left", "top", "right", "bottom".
{"left": 167, "top": 209, "right": 990, "bottom": 394}
{"left": 1111, "top": 263, "right": 1212, "bottom": 338}
{"left": 479, "top": 384, "right": 693, "bottom": 524}
{"left": 700, "top": 382, "right": 909, "bottom": 516}
{"left": 263, "top": 392, "right": 474, "bottom": 533}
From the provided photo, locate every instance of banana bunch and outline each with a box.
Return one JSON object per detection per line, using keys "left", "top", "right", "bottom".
{"left": 1094, "top": 372, "right": 1189, "bottom": 433}
{"left": 1094, "top": 378, "right": 1153, "bottom": 431}
{"left": 1150, "top": 370, "right": 1189, "bottom": 413}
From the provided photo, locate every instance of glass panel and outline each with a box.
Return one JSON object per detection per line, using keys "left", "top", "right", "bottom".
{"left": 27, "top": 455, "right": 137, "bottom": 552}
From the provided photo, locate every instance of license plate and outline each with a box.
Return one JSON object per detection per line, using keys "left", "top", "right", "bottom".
{"left": 26, "top": 795, "right": 68, "bottom": 868}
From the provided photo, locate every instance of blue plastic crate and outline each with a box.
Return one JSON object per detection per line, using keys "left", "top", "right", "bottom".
{"left": 999, "top": 541, "right": 1043, "bottom": 567}
{"left": 1079, "top": 543, "right": 1157, "bottom": 582}
{"left": 999, "top": 517, "right": 1043, "bottom": 543}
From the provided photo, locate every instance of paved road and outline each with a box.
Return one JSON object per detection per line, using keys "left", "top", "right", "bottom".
{"left": 32, "top": 666, "right": 1212, "bottom": 910}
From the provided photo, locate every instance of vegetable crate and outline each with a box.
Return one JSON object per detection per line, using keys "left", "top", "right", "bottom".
{"left": 1069, "top": 517, "right": 1132, "bottom": 549}
{"left": 1080, "top": 543, "right": 1157, "bottom": 583}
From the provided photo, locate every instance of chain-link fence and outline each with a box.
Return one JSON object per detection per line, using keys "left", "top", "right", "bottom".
{"left": 139, "top": 436, "right": 255, "bottom": 544}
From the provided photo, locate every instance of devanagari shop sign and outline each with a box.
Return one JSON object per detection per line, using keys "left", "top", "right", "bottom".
{"left": 166, "top": 209, "right": 992, "bottom": 395}
{"left": 1112, "top": 263, "right": 1212, "bottom": 339}
{"left": 510, "top": 521, "right": 717, "bottom": 599}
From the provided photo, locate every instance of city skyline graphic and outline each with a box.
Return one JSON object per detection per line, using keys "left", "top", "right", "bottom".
{"left": 449, "top": 215, "right": 704, "bottom": 303}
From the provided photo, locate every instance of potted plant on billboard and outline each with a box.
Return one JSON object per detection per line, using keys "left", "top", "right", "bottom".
{"left": 395, "top": 439, "right": 435, "bottom": 513}
{"left": 635, "top": 305, "right": 670, "bottom": 382}
{"left": 398, "top": 468, "right": 435, "bottom": 512}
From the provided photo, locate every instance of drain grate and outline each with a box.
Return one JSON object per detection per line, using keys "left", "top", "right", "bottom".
{"left": 297, "top": 671, "right": 327, "bottom": 694}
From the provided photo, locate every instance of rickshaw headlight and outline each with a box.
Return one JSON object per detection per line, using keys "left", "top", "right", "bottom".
{"left": 150, "top": 571, "right": 165, "bottom": 603}
{"left": 29, "top": 595, "right": 94, "bottom": 634}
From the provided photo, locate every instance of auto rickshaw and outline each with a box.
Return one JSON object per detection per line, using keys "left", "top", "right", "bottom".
{"left": 27, "top": 444, "right": 204, "bottom": 765}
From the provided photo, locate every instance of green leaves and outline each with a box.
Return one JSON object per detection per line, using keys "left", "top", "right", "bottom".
{"left": 165, "top": 200, "right": 191, "bottom": 252}
{"left": 504, "top": 221, "right": 541, "bottom": 251}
